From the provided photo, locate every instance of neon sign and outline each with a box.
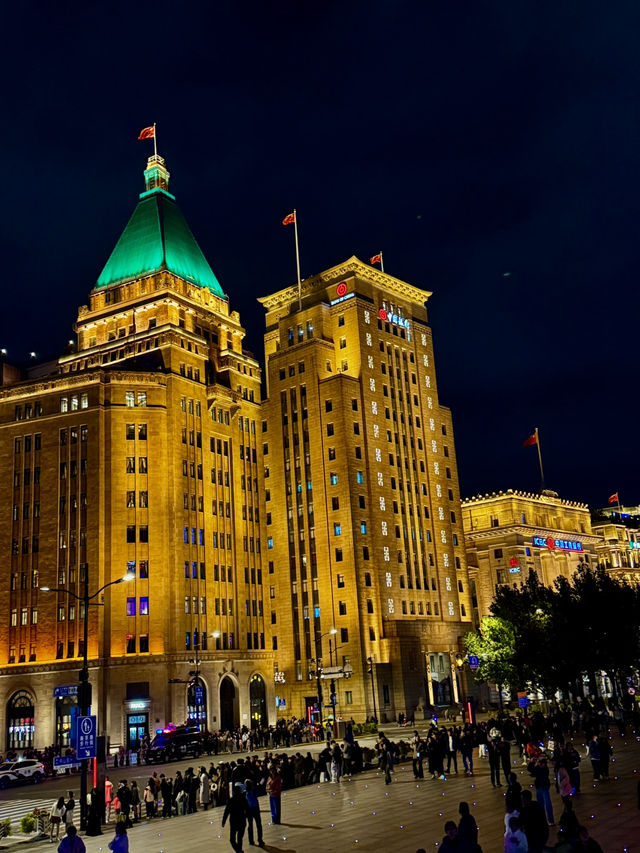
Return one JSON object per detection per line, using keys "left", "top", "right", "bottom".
{"left": 378, "top": 307, "right": 410, "bottom": 329}
{"left": 532, "top": 536, "right": 583, "bottom": 552}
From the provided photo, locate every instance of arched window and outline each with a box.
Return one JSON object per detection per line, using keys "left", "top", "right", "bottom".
{"left": 187, "top": 678, "right": 207, "bottom": 728}
{"left": 7, "top": 690, "right": 35, "bottom": 750}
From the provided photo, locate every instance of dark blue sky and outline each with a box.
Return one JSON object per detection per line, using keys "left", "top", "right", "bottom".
{"left": 1, "top": 2, "right": 636, "bottom": 507}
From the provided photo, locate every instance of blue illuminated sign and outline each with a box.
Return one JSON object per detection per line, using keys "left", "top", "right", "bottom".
{"left": 532, "top": 536, "right": 583, "bottom": 552}
{"left": 330, "top": 292, "right": 355, "bottom": 307}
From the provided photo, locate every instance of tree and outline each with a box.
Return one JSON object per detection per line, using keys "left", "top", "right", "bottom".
{"left": 464, "top": 617, "right": 520, "bottom": 697}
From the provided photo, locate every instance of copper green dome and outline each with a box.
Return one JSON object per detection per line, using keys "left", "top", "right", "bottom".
{"left": 96, "top": 155, "right": 225, "bottom": 297}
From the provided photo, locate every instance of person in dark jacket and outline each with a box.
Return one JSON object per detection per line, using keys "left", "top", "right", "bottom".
{"left": 160, "top": 775, "right": 172, "bottom": 819}
{"left": 245, "top": 779, "right": 264, "bottom": 848}
{"left": 457, "top": 801, "right": 478, "bottom": 852}
{"left": 222, "top": 784, "right": 250, "bottom": 853}
{"left": 529, "top": 756, "right": 554, "bottom": 825}
{"left": 519, "top": 789, "right": 549, "bottom": 853}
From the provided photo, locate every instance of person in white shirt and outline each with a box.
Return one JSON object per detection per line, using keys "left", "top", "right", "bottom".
{"left": 504, "top": 816, "right": 528, "bottom": 853}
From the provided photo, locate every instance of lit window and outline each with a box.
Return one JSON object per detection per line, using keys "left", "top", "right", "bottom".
{"left": 137, "top": 392, "right": 147, "bottom": 407}
{"left": 139, "top": 597, "right": 149, "bottom": 616}
{"left": 334, "top": 523, "right": 341, "bottom": 535}
{"left": 126, "top": 598, "right": 135, "bottom": 616}
{"left": 356, "top": 471, "right": 364, "bottom": 484}
{"left": 125, "top": 391, "right": 135, "bottom": 407}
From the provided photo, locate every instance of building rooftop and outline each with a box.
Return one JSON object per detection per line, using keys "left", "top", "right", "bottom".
{"left": 462, "top": 488, "right": 588, "bottom": 510}
{"left": 96, "top": 155, "right": 225, "bottom": 298}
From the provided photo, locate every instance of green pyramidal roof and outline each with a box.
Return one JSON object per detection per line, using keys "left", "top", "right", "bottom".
{"left": 96, "top": 156, "right": 225, "bottom": 297}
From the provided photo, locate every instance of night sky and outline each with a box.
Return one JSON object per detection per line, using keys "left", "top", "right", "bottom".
{"left": 0, "top": 2, "right": 636, "bottom": 508}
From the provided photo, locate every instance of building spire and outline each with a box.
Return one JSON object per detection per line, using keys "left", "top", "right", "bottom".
{"left": 143, "top": 154, "right": 170, "bottom": 194}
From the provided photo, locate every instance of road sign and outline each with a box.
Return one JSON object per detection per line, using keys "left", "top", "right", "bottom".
{"left": 54, "top": 685, "right": 78, "bottom": 698}
{"left": 628, "top": 687, "right": 636, "bottom": 696}
{"left": 54, "top": 756, "right": 80, "bottom": 768}
{"left": 468, "top": 655, "right": 479, "bottom": 670}
{"left": 517, "top": 691, "right": 530, "bottom": 708}
{"left": 77, "top": 715, "right": 97, "bottom": 759}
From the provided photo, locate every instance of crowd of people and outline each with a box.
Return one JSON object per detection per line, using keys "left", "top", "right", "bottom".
{"left": 41, "top": 697, "right": 625, "bottom": 852}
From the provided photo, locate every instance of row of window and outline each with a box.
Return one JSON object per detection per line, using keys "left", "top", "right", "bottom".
{"left": 126, "top": 597, "right": 149, "bottom": 616}
{"left": 14, "top": 435, "right": 42, "bottom": 453}
{"left": 60, "top": 394, "right": 89, "bottom": 412}
{"left": 59, "top": 459, "right": 88, "bottom": 478}
{"left": 13, "top": 467, "right": 41, "bottom": 487}
{"left": 14, "top": 402, "right": 43, "bottom": 421}
{"left": 10, "top": 608, "right": 37, "bottom": 626}
{"left": 60, "top": 426, "right": 88, "bottom": 445}
{"left": 126, "top": 457, "right": 148, "bottom": 473}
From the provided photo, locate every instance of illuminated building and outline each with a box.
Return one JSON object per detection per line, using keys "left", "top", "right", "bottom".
{"left": 591, "top": 511, "right": 640, "bottom": 582}
{"left": 462, "top": 490, "right": 600, "bottom": 622}
{"left": 0, "top": 155, "right": 272, "bottom": 751}
{"left": 258, "top": 259, "right": 472, "bottom": 722}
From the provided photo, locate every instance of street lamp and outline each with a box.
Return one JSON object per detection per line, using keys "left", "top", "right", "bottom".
{"left": 42, "top": 570, "right": 134, "bottom": 831}
{"left": 312, "top": 628, "right": 337, "bottom": 733}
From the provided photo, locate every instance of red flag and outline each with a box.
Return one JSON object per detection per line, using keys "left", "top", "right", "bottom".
{"left": 608, "top": 492, "right": 619, "bottom": 504}
{"left": 522, "top": 433, "right": 537, "bottom": 447}
{"left": 138, "top": 126, "right": 155, "bottom": 140}
{"left": 282, "top": 212, "right": 295, "bottom": 226}
{"left": 370, "top": 253, "right": 382, "bottom": 265}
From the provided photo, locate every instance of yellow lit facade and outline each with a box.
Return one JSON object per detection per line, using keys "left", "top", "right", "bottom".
{"left": 592, "top": 517, "right": 640, "bottom": 582}
{"left": 462, "top": 490, "right": 601, "bottom": 623}
{"left": 0, "top": 157, "right": 273, "bottom": 752}
{"left": 259, "top": 258, "right": 472, "bottom": 723}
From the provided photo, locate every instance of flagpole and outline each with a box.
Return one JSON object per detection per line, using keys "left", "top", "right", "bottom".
{"left": 535, "top": 427, "right": 545, "bottom": 491}
{"left": 380, "top": 251, "right": 384, "bottom": 273}
{"left": 153, "top": 123, "right": 157, "bottom": 158}
{"left": 294, "top": 209, "right": 302, "bottom": 311}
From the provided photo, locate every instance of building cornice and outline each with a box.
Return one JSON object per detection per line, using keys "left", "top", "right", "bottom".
{"left": 465, "top": 524, "right": 601, "bottom": 545}
{"left": 258, "top": 256, "right": 432, "bottom": 312}
{"left": 462, "top": 489, "right": 589, "bottom": 510}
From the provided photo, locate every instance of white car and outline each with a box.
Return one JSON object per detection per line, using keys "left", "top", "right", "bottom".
{"left": 0, "top": 759, "right": 45, "bottom": 789}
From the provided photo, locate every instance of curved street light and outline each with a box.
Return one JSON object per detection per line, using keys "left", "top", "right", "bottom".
{"left": 41, "top": 571, "right": 134, "bottom": 829}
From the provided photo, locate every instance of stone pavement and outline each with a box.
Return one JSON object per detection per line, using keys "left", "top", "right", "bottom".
{"left": 3, "top": 730, "right": 639, "bottom": 853}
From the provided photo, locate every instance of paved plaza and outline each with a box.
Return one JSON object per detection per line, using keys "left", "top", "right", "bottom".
{"left": 2, "top": 729, "right": 639, "bottom": 853}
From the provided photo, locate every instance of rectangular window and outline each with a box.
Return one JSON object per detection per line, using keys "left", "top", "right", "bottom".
{"left": 139, "top": 597, "right": 149, "bottom": 616}
{"left": 126, "top": 597, "right": 135, "bottom": 616}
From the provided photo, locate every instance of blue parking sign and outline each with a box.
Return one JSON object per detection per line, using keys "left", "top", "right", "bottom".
{"left": 76, "top": 715, "right": 97, "bottom": 759}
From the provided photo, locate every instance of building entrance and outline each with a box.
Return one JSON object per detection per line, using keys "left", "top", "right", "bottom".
{"left": 126, "top": 713, "right": 149, "bottom": 750}
{"left": 6, "top": 690, "right": 35, "bottom": 751}
{"left": 249, "top": 675, "right": 267, "bottom": 728}
{"left": 219, "top": 677, "right": 239, "bottom": 731}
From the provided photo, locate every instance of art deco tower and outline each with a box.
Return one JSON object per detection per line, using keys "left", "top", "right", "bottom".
{"left": 0, "top": 155, "right": 272, "bottom": 750}
{"left": 259, "top": 258, "right": 472, "bottom": 722}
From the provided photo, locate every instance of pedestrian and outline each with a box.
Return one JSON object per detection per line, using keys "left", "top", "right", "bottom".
{"left": 143, "top": 783, "right": 155, "bottom": 819}
{"left": 556, "top": 761, "right": 572, "bottom": 808}
{"left": 105, "top": 776, "right": 113, "bottom": 823}
{"left": 529, "top": 756, "right": 554, "bottom": 825}
{"left": 504, "top": 816, "right": 528, "bottom": 853}
{"left": 587, "top": 735, "right": 600, "bottom": 781}
{"left": 439, "top": 820, "right": 460, "bottom": 853}
{"left": 519, "top": 790, "right": 548, "bottom": 853}
{"left": 107, "top": 822, "right": 129, "bottom": 853}
{"left": 116, "top": 780, "right": 132, "bottom": 827}
{"left": 64, "top": 792, "right": 76, "bottom": 828}
{"left": 488, "top": 736, "right": 503, "bottom": 787}
{"left": 86, "top": 787, "right": 102, "bottom": 836}
{"left": 457, "top": 801, "right": 479, "bottom": 852}
{"left": 266, "top": 767, "right": 282, "bottom": 825}
{"left": 199, "top": 767, "right": 211, "bottom": 811}
{"left": 245, "top": 778, "right": 264, "bottom": 848}
{"left": 575, "top": 825, "right": 604, "bottom": 853}
{"left": 222, "top": 783, "right": 250, "bottom": 853}
{"left": 130, "top": 781, "right": 141, "bottom": 822}
{"left": 49, "top": 796, "right": 65, "bottom": 843}
{"left": 57, "top": 825, "right": 86, "bottom": 853}
{"left": 411, "top": 731, "right": 424, "bottom": 779}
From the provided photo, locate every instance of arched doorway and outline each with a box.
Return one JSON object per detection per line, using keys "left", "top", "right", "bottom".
{"left": 187, "top": 678, "right": 207, "bottom": 729}
{"left": 219, "top": 677, "right": 239, "bottom": 732}
{"left": 249, "top": 675, "right": 267, "bottom": 729}
{"left": 6, "top": 690, "right": 35, "bottom": 751}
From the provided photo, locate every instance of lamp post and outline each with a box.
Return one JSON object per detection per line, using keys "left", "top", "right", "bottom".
{"left": 42, "top": 570, "right": 134, "bottom": 831}
{"left": 170, "top": 631, "right": 221, "bottom": 728}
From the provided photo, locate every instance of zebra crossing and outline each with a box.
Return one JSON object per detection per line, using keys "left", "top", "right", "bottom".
{"left": 0, "top": 796, "right": 53, "bottom": 826}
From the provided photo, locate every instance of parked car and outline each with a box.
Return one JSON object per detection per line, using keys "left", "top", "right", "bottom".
{"left": 0, "top": 759, "right": 46, "bottom": 789}
{"left": 146, "top": 725, "right": 204, "bottom": 763}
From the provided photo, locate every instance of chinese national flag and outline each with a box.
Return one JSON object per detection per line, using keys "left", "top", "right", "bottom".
{"left": 282, "top": 212, "right": 295, "bottom": 226}
{"left": 522, "top": 433, "right": 537, "bottom": 447}
{"left": 608, "top": 492, "right": 619, "bottom": 504}
{"left": 370, "top": 254, "right": 382, "bottom": 265}
{"left": 138, "top": 126, "right": 155, "bottom": 140}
